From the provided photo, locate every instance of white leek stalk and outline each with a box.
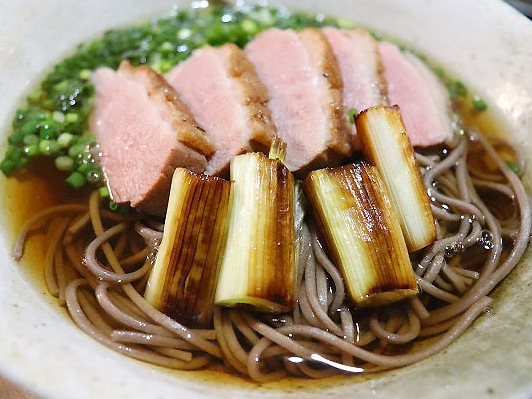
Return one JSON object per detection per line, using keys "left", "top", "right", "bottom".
{"left": 356, "top": 105, "right": 436, "bottom": 251}
{"left": 305, "top": 162, "right": 418, "bottom": 307}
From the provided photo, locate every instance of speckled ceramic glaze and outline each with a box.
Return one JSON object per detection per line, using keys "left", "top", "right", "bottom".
{"left": 0, "top": 0, "right": 531, "bottom": 398}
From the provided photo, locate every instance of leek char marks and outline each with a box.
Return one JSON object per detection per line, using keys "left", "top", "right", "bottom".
{"left": 156, "top": 171, "right": 231, "bottom": 327}
{"left": 167, "top": 180, "right": 210, "bottom": 313}
{"left": 273, "top": 163, "right": 295, "bottom": 304}
{"left": 337, "top": 167, "right": 386, "bottom": 288}
{"left": 215, "top": 152, "right": 295, "bottom": 312}
{"left": 357, "top": 167, "right": 401, "bottom": 292}
{"left": 335, "top": 165, "right": 410, "bottom": 294}
{"left": 304, "top": 163, "right": 417, "bottom": 306}
{"left": 276, "top": 156, "right": 295, "bottom": 305}
{"left": 354, "top": 165, "right": 414, "bottom": 293}
{"left": 247, "top": 159, "right": 295, "bottom": 305}
{"left": 162, "top": 175, "right": 197, "bottom": 307}
{"left": 190, "top": 182, "right": 230, "bottom": 317}
{"left": 190, "top": 180, "right": 231, "bottom": 320}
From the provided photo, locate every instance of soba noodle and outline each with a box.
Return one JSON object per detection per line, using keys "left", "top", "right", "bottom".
{"left": 13, "top": 130, "right": 531, "bottom": 381}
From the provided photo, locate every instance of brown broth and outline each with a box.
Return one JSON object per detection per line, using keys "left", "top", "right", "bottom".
{"left": 1, "top": 158, "right": 88, "bottom": 285}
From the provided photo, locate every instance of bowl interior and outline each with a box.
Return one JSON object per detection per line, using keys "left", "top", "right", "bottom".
{"left": 1, "top": 0, "right": 531, "bottom": 398}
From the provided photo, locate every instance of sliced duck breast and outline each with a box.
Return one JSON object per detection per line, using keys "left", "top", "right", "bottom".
{"left": 245, "top": 28, "right": 351, "bottom": 174}
{"left": 92, "top": 61, "right": 213, "bottom": 216}
{"left": 322, "top": 27, "right": 388, "bottom": 148}
{"left": 166, "top": 43, "right": 276, "bottom": 176}
{"left": 379, "top": 41, "right": 454, "bottom": 147}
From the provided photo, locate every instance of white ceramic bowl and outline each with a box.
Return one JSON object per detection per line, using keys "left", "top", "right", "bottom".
{"left": 1, "top": 1, "right": 531, "bottom": 398}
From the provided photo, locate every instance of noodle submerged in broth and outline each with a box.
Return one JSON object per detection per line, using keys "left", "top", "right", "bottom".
{"left": 3, "top": 3, "right": 531, "bottom": 384}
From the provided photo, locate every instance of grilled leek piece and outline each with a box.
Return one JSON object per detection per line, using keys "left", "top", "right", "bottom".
{"left": 356, "top": 105, "right": 436, "bottom": 251}
{"left": 304, "top": 162, "right": 418, "bottom": 307}
{"left": 144, "top": 168, "right": 231, "bottom": 328}
{"left": 215, "top": 151, "right": 296, "bottom": 313}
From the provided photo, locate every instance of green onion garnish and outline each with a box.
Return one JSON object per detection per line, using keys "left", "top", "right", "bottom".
{"left": 347, "top": 108, "right": 359, "bottom": 124}
{"left": 506, "top": 161, "right": 521, "bottom": 174}
{"left": 472, "top": 96, "right": 488, "bottom": 111}
{"left": 66, "top": 171, "right": 86, "bottom": 189}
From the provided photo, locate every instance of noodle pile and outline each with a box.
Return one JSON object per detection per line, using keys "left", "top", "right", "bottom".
{"left": 13, "top": 131, "right": 531, "bottom": 382}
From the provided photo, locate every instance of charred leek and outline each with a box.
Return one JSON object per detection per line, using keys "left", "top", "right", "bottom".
{"left": 304, "top": 162, "right": 418, "bottom": 307}
{"left": 356, "top": 106, "right": 436, "bottom": 251}
{"left": 144, "top": 168, "right": 231, "bottom": 327}
{"left": 215, "top": 151, "right": 296, "bottom": 313}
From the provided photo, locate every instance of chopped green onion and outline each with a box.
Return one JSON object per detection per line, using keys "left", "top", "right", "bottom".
{"left": 159, "top": 42, "right": 174, "bottom": 52}
{"left": 6, "top": 146, "right": 23, "bottom": 159}
{"left": 55, "top": 156, "right": 75, "bottom": 171}
{"left": 158, "top": 60, "right": 173, "bottom": 73}
{"left": 432, "top": 65, "right": 445, "bottom": 77}
{"left": 370, "top": 31, "right": 383, "bottom": 41}
{"left": 19, "top": 158, "right": 29, "bottom": 168}
{"left": 99, "top": 186, "right": 110, "bottom": 198}
{"left": 78, "top": 134, "right": 96, "bottom": 145}
{"left": 506, "top": 161, "right": 521, "bottom": 174}
{"left": 68, "top": 144, "right": 86, "bottom": 158}
{"left": 79, "top": 69, "right": 92, "bottom": 80}
{"left": 23, "top": 145, "right": 40, "bottom": 157}
{"left": 254, "top": 8, "right": 274, "bottom": 25}
{"left": 337, "top": 18, "right": 355, "bottom": 29}
{"left": 20, "top": 122, "right": 38, "bottom": 136}
{"left": 80, "top": 150, "right": 94, "bottom": 164}
{"left": 13, "top": 109, "right": 28, "bottom": 128}
{"left": 241, "top": 19, "right": 258, "bottom": 34}
{"left": 39, "top": 121, "right": 61, "bottom": 139}
{"left": 53, "top": 111, "right": 66, "bottom": 123}
{"left": 57, "top": 132, "right": 74, "bottom": 148}
{"left": 65, "top": 113, "right": 79, "bottom": 124}
{"left": 23, "top": 134, "right": 39, "bottom": 145}
{"left": 66, "top": 171, "right": 86, "bottom": 189}
{"left": 27, "top": 88, "right": 43, "bottom": 103}
{"left": 472, "top": 96, "right": 488, "bottom": 111}
{"left": 77, "top": 163, "right": 91, "bottom": 174}
{"left": 448, "top": 80, "right": 467, "bottom": 99}
{"left": 38, "top": 140, "right": 51, "bottom": 154}
{"left": 8, "top": 134, "right": 24, "bottom": 145}
{"left": 0, "top": 159, "right": 17, "bottom": 174}
{"left": 39, "top": 140, "right": 60, "bottom": 156}
{"left": 347, "top": 108, "right": 359, "bottom": 124}
{"left": 177, "top": 28, "right": 192, "bottom": 40}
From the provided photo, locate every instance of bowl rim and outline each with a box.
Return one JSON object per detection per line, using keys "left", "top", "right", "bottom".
{"left": 1, "top": 0, "right": 532, "bottom": 398}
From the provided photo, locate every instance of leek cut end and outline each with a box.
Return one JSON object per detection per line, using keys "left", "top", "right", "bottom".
{"left": 216, "top": 296, "right": 292, "bottom": 314}
{"left": 355, "top": 105, "right": 437, "bottom": 252}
